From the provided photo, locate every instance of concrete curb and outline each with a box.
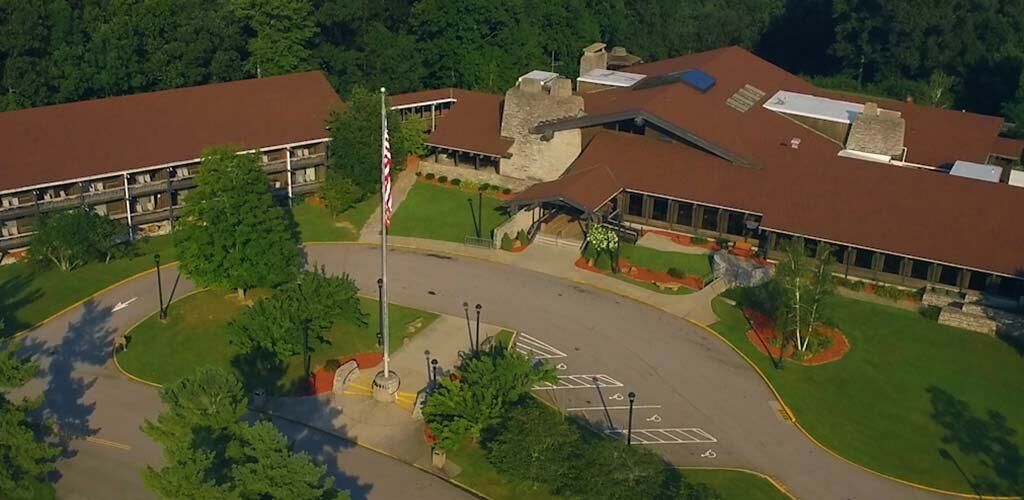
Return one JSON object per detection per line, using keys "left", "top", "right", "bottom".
{"left": 676, "top": 466, "right": 795, "bottom": 500}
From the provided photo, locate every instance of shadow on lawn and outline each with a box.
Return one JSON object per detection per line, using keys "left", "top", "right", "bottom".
{"left": 0, "top": 272, "right": 43, "bottom": 336}
{"left": 927, "top": 386, "right": 1023, "bottom": 496}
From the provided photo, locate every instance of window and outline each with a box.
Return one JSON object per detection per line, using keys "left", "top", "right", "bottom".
{"left": 675, "top": 202, "right": 694, "bottom": 227}
{"left": 1, "top": 195, "right": 18, "bottom": 208}
{"left": 1, "top": 220, "right": 17, "bottom": 237}
{"left": 89, "top": 181, "right": 105, "bottom": 192}
{"left": 909, "top": 259, "right": 931, "bottom": 280}
{"left": 967, "top": 271, "right": 991, "bottom": 292}
{"left": 879, "top": 254, "right": 902, "bottom": 275}
{"left": 650, "top": 197, "right": 669, "bottom": 222}
{"left": 700, "top": 207, "right": 720, "bottom": 231}
{"left": 724, "top": 211, "right": 745, "bottom": 236}
{"left": 135, "top": 196, "right": 155, "bottom": 213}
{"left": 938, "top": 266, "right": 961, "bottom": 287}
{"left": 93, "top": 204, "right": 108, "bottom": 216}
{"left": 852, "top": 249, "right": 875, "bottom": 270}
{"left": 176, "top": 167, "right": 190, "bottom": 178}
{"left": 626, "top": 193, "right": 644, "bottom": 217}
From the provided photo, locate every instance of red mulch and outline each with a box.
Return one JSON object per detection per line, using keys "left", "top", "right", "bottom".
{"left": 304, "top": 352, "right": 384, "bottom": 396}
{"left": 505, "top": 243, "right": 528, "bottom": 253}
{"left": 743, "top": 309, "right": 850, "bottom": 366}
{"left": 574, "top": 257, "right": 703, "bottom": 290}
{"left": 644, "top": 229, "right": 722, "bottom": 251}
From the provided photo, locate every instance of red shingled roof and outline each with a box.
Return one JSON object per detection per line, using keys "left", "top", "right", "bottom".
{"left": 390, "top": 88, "right": 513, "bottom": 158}
{"left": 516, "top": 47, "right": 1024, "bottom": 276}
{"left": 0, "top": 71, "right": 342, "bottom": 193}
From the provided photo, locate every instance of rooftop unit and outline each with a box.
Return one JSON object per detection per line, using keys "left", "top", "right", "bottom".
{"left": 763, "top": 90, "right": 863, "bottom": 123}
{"left": 577, "top": 68, "right": 646, "bottom": 88}
{"left": 950, "top": 160, "right": 1003, "bottom": 183}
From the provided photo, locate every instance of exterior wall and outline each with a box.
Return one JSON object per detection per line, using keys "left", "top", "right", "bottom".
{"left": 498, "top": 78, "right": 584, "bottom": 182}
{"left": 493, "top": 206, "right": 541, "bottom": 247}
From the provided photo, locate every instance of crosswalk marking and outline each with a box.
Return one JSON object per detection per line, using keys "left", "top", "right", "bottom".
{"left": 515, "top": 332, "right": 568, "bottom": 359}
{"left": 533, "top": 374, "right": 623, "bottom": 390}
{"left": 605, "top": 427, "right": 717, "bottom": 445}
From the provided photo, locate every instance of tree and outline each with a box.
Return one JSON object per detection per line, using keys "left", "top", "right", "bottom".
{"left": 175, "top": 147, "right": 300, "bottom": 298}
{"left": 232, "top": 421, "right": 348, "bottom": 500}
{"left": 319, "top": 172, "right": 363, "bottom": 216}
{"left": 229, "top": 270, "right": 365, "bottom": 363}
{"left": 773, "top": 238, "right": 835, "bottom": 353}
{"left": 327, "top": 86, "right": 423, "bottom": 194}
{"left": 585, "top": 224, "right": 619, "bottom": 271}
{"left": 423, "top": 344, "right": 555, "bottom": 450}
{"left": 142, "top": 367, "right": 348, "bottom": 499}
{"left": 230, "top": 0, "right": 318, "bottom": 78}
{"left": 29, "top": 208, "right": 123, "bottom": 271}
{"left": 483, "top": 401, "right": 581, "bottom": 491}
{"left": 0, "top": 335, "right": 60, "bottom": 500}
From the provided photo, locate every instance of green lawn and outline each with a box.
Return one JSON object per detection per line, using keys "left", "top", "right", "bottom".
{"left": 619, "top": 243, "right": 713, "bottom": 277}
{"left": 0, "top": 235, "right": 175, "bottom": 337}
{"left": 389, "top": 182, "right": 507, "bottom": 243}
{"left": 116, "top": 288, "right": 436, "bottom": 390}
{"left": 289, "top": 195, "right": 378, "bottom": 242}
{"left": 447, "top": 441, "right": 561, "bottom": 500}
{"left": 681, "top": 469, "right": 789, "bottom": 500}
{"left": 710, "top": 294, "right": 1024, "bottom": 495}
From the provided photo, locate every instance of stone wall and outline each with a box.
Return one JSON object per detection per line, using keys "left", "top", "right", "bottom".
{"left": 493, "top": 206, "right": 540, "bottom": 246}
{"left": 937, "top": 307, "right": 998, "bottom": 336}
{"left": 498, "top": 78, "right": 584, "bottom": 182}
{"left": 417, "top": 161, "right": 533, "bottom": 191}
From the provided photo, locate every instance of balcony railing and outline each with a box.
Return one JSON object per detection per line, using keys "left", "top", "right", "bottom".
{"left": 0, "top": 232, "right": 34, "bottom": 251}
{"left": 0, "top": 187, "right": 126, "bottom": 221}
{"left": 291, "top": 153, "right": 326, "bottom": 169}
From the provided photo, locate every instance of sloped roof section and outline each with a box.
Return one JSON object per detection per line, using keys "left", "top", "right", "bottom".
{"left": 0, "top": 71, "right": 342, "bottom": 192}
{"left": 390, "top": 88, "right": 513, "bottom": 158}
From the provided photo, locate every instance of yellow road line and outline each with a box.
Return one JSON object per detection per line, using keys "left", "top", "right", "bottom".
{"left": 85, "top": 437, "right": 131, "bottom": 450}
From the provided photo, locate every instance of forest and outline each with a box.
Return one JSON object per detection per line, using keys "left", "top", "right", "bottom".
{"left": 4, "top": 0, "right": 1024, "bottom": 126}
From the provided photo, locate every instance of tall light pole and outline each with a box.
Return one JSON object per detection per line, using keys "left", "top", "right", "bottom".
{"left": 463, "top": 302, "right": 473, "bottom": 350}
{"left": 431, "top": 358, "right": 439, "bottom": 384}
{"left": 424, "top": 350, "right": 432, "bottom": 382}
{"left": 627, "top": 391, "right": 636, "bottom": 445}
{"left": 154, "top": 253, "right": 166, "bottom": 320}
{"left": 474, "top": 303, "right": 482, "bottom": 352}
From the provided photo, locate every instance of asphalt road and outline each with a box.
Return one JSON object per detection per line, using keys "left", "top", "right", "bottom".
{"left": 10, "top": 244, "right": 946, "bottom": 499}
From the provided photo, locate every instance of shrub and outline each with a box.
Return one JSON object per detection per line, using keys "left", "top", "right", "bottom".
{"left": 516, "top": 229, "right": 529, "bottom": 247}
{"left": 437, "top": 175, "right": 448, "bottom": 184}
{"left": 667, "top": 267, "right": 686, "bottom": 279}
{"left": 502, "top": 187, "right": 512, "bottom": 195}
{"left": 450, "top": 178, "right": 461, "bottom": 186}
{"left": 715, "top": 237, "right": 731, "bottom": 248}
{"left": 489, "top": 184, "right": 501, "bottom": 192}
{"left": 500, "top": 233, "right": 514, "bottom": 251}
{"left": 321, "top": 172, "right": 364, "bottom": 215}
{"left": 478, "top": 182, "right": 490, "bottom": 191}
{"left": 424, "top": 172, "right": 435, "bottom": 180}
{"left": 921, "top": 305, "right": 941, "bottom": 321}
{"left": 690, "top": 235, "right": 709, "bottom": 245}
{"left": 483, "top": 401, "right": 582, "bottom": 492}
{"left": 873, "top": 283, "right": 907, "bottom": 301}
{"left": 594, "top": 251, "right": 613, "bottom": 271}
{"left": 415, "top": 171, "right": 422, "bottom": 177}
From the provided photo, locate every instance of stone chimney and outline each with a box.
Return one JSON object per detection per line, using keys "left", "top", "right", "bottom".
{"left": 519, "top": 77, "right": 543, "bottom": 94}
{"left": 845, "top": 102, "right": 906, "bottom": 158}
{"left": 607, "top": 46, "right": 642, "bottom": 70}
{"left": 549, "top": 77, "right": 572, "bottom": 97}
{"left": 580, "top": 42, "right": 608, "bottom": 78}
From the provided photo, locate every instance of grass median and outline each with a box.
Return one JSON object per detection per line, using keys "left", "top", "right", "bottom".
{"left": 0, "top": 235, "right": 175, "bottom": 337}
{"left": 710, "top": 294, "right": 1024, "bottom": 495}
{"left": 116, "top": 288, "right": 437, "bottom": 389}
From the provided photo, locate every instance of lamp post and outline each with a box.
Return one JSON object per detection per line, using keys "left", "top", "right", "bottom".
{"left": 431, "top": 358, "right": 439, "bottom": 384}
{"left": 463, "top": 302, "right": 473, "bottom": 350}
{"left": 627, "top": 391, "right": 636, "bottom": 445}
{"left": 424, "top": 350, "right": 432, "bottom": 382}
{"left": 154, "top": 253, "right": 166, "bottom": 320}
{"left": 474, "top": 303, "right": 482, "bottom": 352}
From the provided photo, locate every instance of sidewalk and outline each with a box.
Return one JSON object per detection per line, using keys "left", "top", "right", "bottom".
{"left": 269, "top": 313, "right": 505, "bottom": 472}
{"left": 384, "top": 236, "right": 725, "bottom": 324}
{"left": 359, "top": 161, "right": 420, "bottom": 242}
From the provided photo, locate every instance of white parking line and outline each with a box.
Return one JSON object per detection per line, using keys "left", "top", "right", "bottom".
{"left": 533, "top": 374, "right": 623, "bottom": 390}
{"left": 566, "top": 405, "right": 661, "bottom": 412}
{"left": 514, "top": 333, "right": 568, "bottom": 359}
{"left": 605, "top": 427, "right": 718, "bottom": 445}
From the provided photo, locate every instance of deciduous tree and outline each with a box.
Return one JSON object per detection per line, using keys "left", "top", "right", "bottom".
{"left": 174, "top": 147, "right": 300, "bottom": 298}
{"left": 230, "top": 0, "right": 318, "bottom": 77}
{"left": 29, "top": 208, "right": 123, "bottom": 271}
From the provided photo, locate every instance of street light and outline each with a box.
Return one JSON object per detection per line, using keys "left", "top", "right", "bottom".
{"left": 154, "top": 253, "right": 166, "bottom": 320}
{"left": 463, "top": 302, "right": 473, "bottom": 350}
{"left": 431, "top": 358, "right": 439, "bottom": 384}
{"left": 474, "top": 303, "right": 482, "bottom": 352}
{"left": 424, "top": 350, "right": 432, "bottom": 382}
{"left": 627, "top": 391, "right": 637, "bottom": 445}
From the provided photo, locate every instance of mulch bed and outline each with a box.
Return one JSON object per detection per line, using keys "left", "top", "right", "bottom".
{"left": 743, "top": 309, "right": 850, "bottom": 366}
{"left": 644, "top": 228, "right": 722, "bottom": 251}
{"left": 574, "top": 257, "right": 704, "bottom": 291}
{"left": 306, "top": 351, "right": 384, "bottom": 395}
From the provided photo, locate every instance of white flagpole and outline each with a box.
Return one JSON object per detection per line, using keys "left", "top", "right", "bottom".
{"left": 380, "top": 88, "right": 391, "bottom": 378}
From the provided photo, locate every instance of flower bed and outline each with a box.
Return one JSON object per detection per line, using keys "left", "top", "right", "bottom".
{"left": 415, "top": 175, "right": 515, "bottom": 200}
{"left": 306, "top": 351, "right": 384, "bottom": 395}
{"left": 575, "top": 256, "right": 704, "bottom": 292}
{"left": 644, "top": 228, "right": 722, "bottom": 251}
{"left": 743, "top": 309, "right": 850, "bottom": 365}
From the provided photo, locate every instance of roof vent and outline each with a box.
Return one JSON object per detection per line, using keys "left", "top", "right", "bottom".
{"left": 790, "top": 138, "right": 801, "bottom": 149}
{"left": 726, "top": 84, "right": 766, "bottom": 112}
{"left": 679, "top": 70, "right": 715, "bottom": 93}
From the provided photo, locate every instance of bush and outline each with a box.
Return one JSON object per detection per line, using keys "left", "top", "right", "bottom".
{"left": 450, "top": 178, "right": 461, "bottom": 186}
{"left": 715, "top": 237, "right": 731, "bottom": 248}
{"left": 415, "top": 171, "right": 422, "bottom": 177}
{"left": 500, "top": 233, "right": 514, "bottom": 251}
{"left": 594, "top": 250, "right": 613, "bottom": 271}
{"left": 437, "top": 175, "right": 448, "bottom": 184}
{"left": 320, "top": 172, "right": 364, "bottom": 215}
{"left": 483, "top": 401, "right": 581, "bottom": 492}
{"left": 489, "top": 184, "right": 501, "bottom": 192}
{"left": 424, "top": 172, "right": 435, "bottom": 180}
{"left": 478, "top": 182, "right": 490, "bottom": 191}
{"left": 502, "top": 187, "right": 512, "bottom": 195}
{"left": 667, "top": 267, "right": 686, "bottom": 279}
{"left": 921, "top": 305, "right": 941, "bottom": 321}
{"left": 690, "top": 235, "right": 709, "bottom": 245}
{"left": 516, "top": 229, "right": 529, "bottom": 247}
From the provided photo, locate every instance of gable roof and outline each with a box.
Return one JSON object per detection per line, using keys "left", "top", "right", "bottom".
{"left": 390, "top": 88, "right": 513, "bottom": 158}
{"left": 0, "top": 71, "right": 342, "bottom": 193}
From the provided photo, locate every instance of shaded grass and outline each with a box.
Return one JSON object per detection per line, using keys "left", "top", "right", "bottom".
{"left": 116, "top": 289, "right": 436, "bottom": 390}
{"left": 390, "top": 182, "right": 506, "bottom": 243}
{"left": 0, "top": 235, "right": 175, "bottom": 337}
{"left": 289, "top": 195, "right": 378, "bottom": 242}
{"left": 709, "top": 295, "right": 1024, "bottom": 495}
{"left": 681, "top": 469, "right": 789, "bottom": 500}
{"left": 447, "top": 441, "right": 561, "bottom": 500}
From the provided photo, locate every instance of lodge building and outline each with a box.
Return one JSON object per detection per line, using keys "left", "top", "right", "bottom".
{"left": 0, "top": 71, "right": 341, "bottom": 258}
{"left": 390, "top": 43, "right": 1024, "bottom": 300}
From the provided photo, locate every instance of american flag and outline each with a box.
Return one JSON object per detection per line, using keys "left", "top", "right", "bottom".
{"left": 381, "top": 119, "right": 393, "bottom": 229}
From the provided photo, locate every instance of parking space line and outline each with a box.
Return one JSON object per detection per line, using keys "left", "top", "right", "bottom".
{"left": 605, "top": 427, "right": 718, "bottom": 445}
{"left": 514, "top": 333, "right": 568, "bottom": 359}
{"left": 533, "top": 374, "right": 623, "bottom": 390}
